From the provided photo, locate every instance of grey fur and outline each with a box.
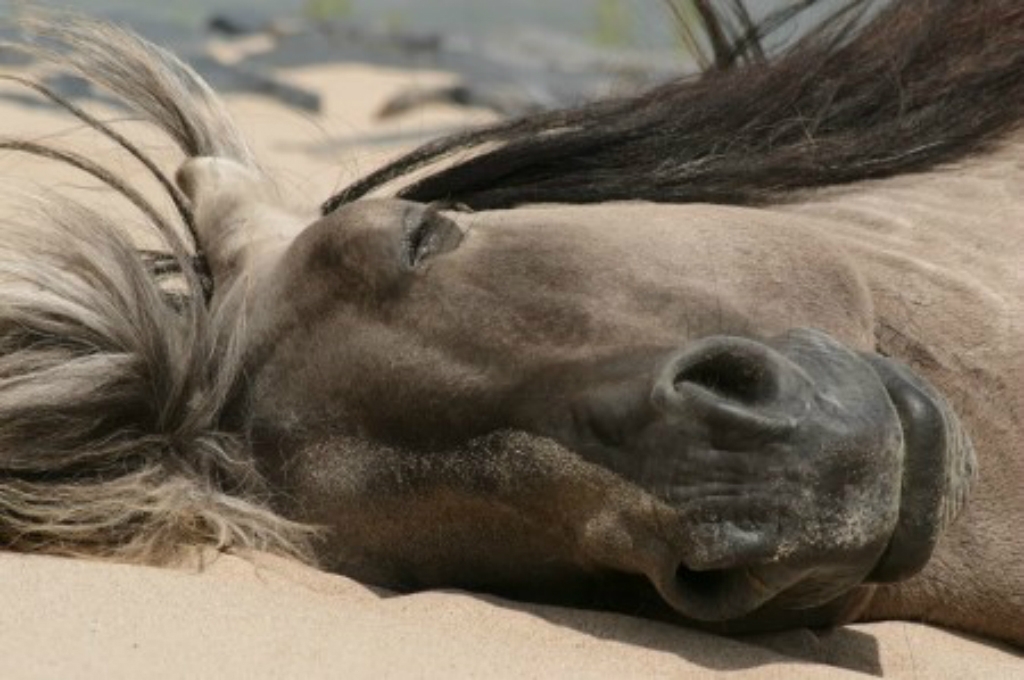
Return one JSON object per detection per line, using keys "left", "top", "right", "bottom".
{"left": 0, "top": 14, "right": 313, "bottom": 563}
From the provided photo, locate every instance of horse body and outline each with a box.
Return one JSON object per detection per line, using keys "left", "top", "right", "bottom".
{"left": 2, "top": 0, "right": 1023, "bottom": 648}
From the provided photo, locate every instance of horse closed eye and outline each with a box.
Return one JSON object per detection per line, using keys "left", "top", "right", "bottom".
{"left": 403, "top": 208, "right": 464, "bottom": 268}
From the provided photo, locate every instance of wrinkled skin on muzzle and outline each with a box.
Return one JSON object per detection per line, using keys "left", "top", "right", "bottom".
{"left": 179, "top": 160, "right": 973, "bottom": 627}
{"left": 556, "top": 330, "right": 907, "bottom": 620}
{"left": 514, "top": 327, "right": 961, "bottom": 621}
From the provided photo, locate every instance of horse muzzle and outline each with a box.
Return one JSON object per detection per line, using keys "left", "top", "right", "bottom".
{"left": 566, "top": 329, "right": 976, "bottom": 622}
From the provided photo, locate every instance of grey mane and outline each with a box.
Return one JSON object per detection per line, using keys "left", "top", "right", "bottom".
{"left": 0, "top": 15, "right": 313, "bottom": 563}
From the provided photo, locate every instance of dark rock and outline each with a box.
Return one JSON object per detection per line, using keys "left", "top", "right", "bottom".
{"left": 189, "top": 55, "right": 322, "bottom": 114}
{"left": 207, "top": 14, "right": 261, "bottom": 37}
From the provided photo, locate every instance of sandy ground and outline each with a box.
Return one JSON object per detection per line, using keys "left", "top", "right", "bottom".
{"left": 0, "top": 550, "right": 1022, "bottom": 679}
{"left": 1, "top": 49, "right": 1023, "bottom": 680}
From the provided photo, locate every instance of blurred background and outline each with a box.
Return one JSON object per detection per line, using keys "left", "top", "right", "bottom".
{"left": 26, "top": 0, "right": 699, "bottom": 52}
{"left": 3, "top": 1, "right": 863, "bottom": 119}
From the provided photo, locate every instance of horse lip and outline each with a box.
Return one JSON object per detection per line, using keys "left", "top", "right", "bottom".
{"left": 650, "top": 562, "right": 798, "bottom": 622}
{"left": 860, "top": 353, "right": 978, "bottom": 583}
{"left": 676, "top": 517, "right": 783, "bottom": 569}
{"left": 581, "top": 501, "right": 792, "bottom": 622}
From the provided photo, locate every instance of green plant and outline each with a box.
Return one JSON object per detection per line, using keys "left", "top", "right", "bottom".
{"left": 593, "top": 0, "right": 633, "bottom": 47}
{"left": 304, "top": 0, "right": 354, "bottom": 22}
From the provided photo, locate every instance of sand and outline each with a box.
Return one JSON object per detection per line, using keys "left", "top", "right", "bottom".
{"left": 0, "top": 49, "right": 1022, "bottom": 680}
{"left": 0, "top": 551, "right": 1021, "bottom": 679}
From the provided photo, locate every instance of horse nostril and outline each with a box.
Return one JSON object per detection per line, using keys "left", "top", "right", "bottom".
{"left": 674, "top": 565, "right": 734, "bottom": 604}
{"left": 673, "top": 348, "right": 777, "bottom": 406}
{"left": 650, "top": 564, "right": 782, "bottom": 622}
{"left": 651, "top": 336, "right": 814, "bottom": 445}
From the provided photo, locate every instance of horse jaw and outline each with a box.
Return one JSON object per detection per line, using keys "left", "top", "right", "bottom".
{"left": 175, "top": 157, "right": 313, "bottom": 288}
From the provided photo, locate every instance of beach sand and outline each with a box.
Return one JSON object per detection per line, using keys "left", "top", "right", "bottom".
{"left": 1, "top": 550, "right": 1021, "bottom": 679}
{"left": 0, "top": 50, "right": 1021, "bottom": 680}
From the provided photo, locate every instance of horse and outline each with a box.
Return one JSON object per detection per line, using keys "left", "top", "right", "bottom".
{"left": 0, "top": 0, "right": 1021, "bottom": 647}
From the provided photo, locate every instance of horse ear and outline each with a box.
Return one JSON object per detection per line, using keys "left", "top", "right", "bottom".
{"left": 861, "top": 355, "right": 977, "bottom": 583}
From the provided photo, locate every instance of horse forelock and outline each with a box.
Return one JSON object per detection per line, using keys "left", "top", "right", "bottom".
{"left": 0, "top": 12, "right": 316, "bottom": 564}
{"left": 0, "top": 194, "right": 316, "bottom": 563}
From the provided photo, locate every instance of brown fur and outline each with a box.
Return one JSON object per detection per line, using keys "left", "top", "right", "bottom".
{"left": 0, "top": 3, "right": 1021, "bottom": 648}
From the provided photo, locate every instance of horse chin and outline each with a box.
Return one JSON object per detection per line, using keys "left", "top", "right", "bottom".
{"left": 552, "top": 328, "right": 973, "bottom": 622}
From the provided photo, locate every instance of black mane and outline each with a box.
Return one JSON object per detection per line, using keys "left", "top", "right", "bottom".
{"left": 323, "top": 0, "right": 1024, "bottom": 213}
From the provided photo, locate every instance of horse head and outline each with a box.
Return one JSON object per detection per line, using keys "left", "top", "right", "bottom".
{"left": 178, "top": 157, "right": 975, "bottom": 624}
